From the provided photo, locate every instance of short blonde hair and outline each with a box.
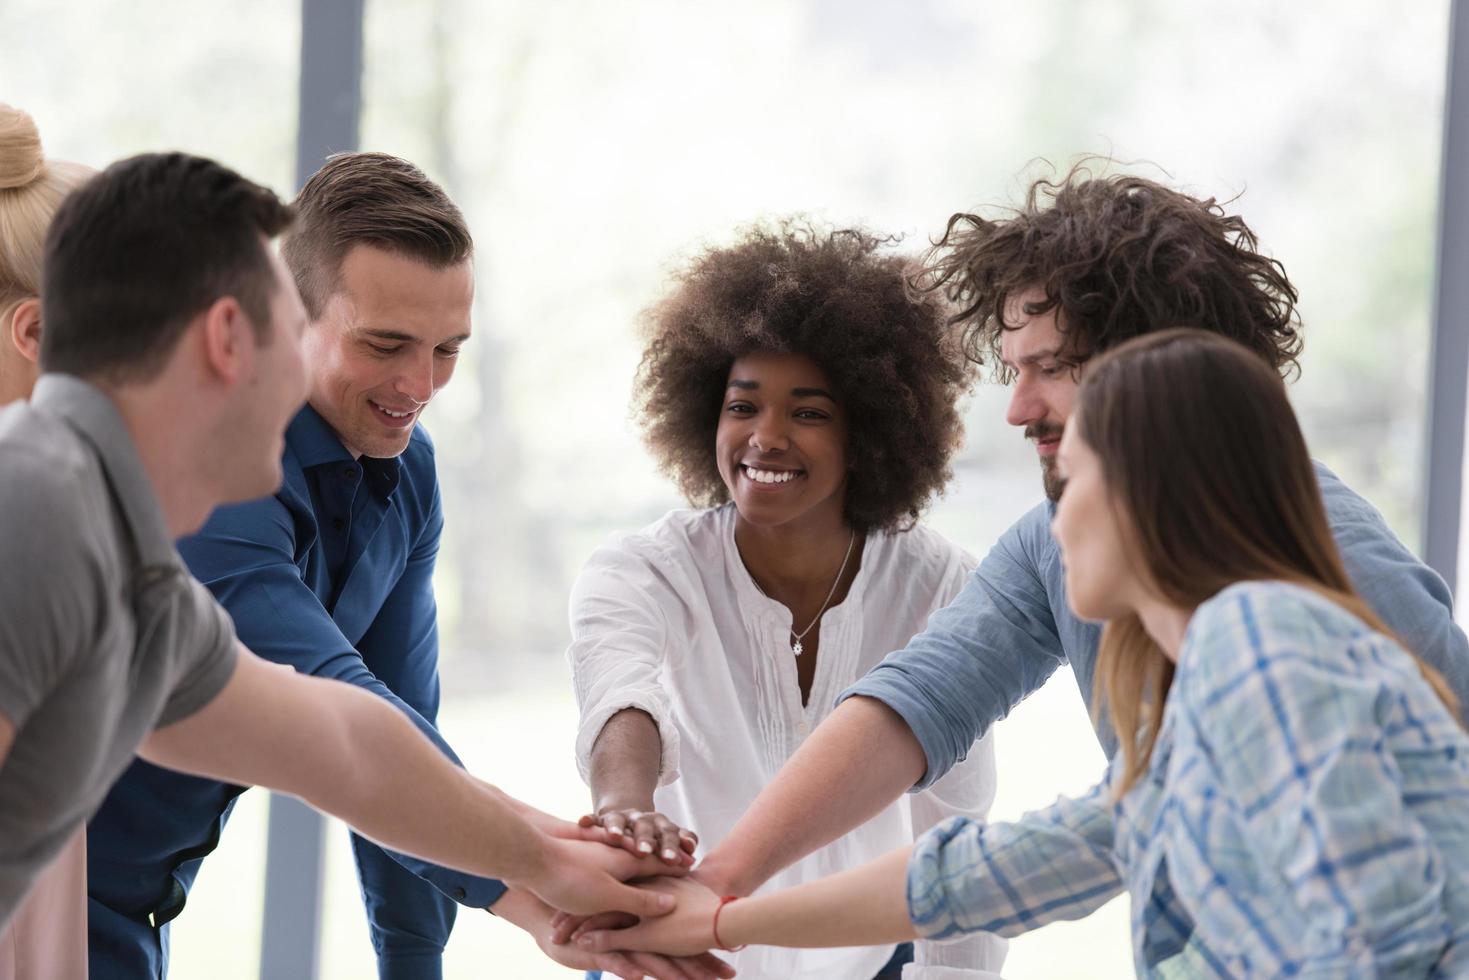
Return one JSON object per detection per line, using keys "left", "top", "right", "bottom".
{"left": 0, "top": 104, "right": 94, "bottom": 318}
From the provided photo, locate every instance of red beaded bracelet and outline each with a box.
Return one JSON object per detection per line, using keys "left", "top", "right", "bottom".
{"left": 712, "top": 895, "right": 746, "bottom": 952}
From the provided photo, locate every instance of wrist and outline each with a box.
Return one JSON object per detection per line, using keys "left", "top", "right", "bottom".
{"left": 486, "top": 887, "right": 545, "bottom": 930}
{"left": 714, "top": 895, "right": 753, "bottom": 950}
{"left": 504, "top": 827, "right": 554, "bottom": 894}
{"left": 593, "top": 796, "right": 655, "bottom": 816}
{"left": 695, "top": 851, "right": 756, "bottom": 898}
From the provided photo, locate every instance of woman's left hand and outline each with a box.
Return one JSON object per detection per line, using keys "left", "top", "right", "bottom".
{"left": 573, "top": 877, "right": 725, "bottom": 958}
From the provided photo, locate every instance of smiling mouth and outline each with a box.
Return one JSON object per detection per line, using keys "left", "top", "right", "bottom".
{"left": 741, "top": 463, "right": 803, "bottom": 485}
{"left": 371, "top": 400, "right": 417, "bottom": 420}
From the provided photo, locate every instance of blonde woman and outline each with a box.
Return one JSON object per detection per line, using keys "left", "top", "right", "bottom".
{"left": 0, "top": 102, "right": 94, "bottom": 980}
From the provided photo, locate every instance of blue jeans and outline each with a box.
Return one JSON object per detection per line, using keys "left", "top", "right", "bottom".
{"left": 586, "top": 941, "right": 915, "bottom": 979}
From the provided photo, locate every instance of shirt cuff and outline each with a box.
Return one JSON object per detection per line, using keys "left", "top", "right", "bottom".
{"left": 574, "top": 697, "right": 681, "bottom": 788}
{"left": 837, "top": 672, "right": 953, "bottom": 791}
{"left": 419, "top": 868, "right": 507, "bottom": 910}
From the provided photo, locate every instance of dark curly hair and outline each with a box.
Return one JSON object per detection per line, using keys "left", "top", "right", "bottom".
{"left": 637, "top": 220, "right": 973, "bottom": 532}
{"left": 915, "top": 161, "right": 1303, "bottom": 383}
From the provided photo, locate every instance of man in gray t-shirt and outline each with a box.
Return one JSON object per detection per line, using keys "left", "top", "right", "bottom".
{"left": 0, "top": 374, "right": 240, "bottom": 917}
{"left": 0, "top": 152, "right": 725, "bottom": 980}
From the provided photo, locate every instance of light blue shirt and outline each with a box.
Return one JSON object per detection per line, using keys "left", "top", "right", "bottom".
{"left": 906, "top": 581, "right": 1469, "bottom": 976}
{"left": 842, "top": 461, "right": 1469, "bottom": 783}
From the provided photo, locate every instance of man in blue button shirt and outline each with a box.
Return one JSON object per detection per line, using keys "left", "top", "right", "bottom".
{"left": 86, "top": 153, "right": 726, "bottom": 980}
{"left": 666, "top": 167, "right": 1469, "bottom": 906}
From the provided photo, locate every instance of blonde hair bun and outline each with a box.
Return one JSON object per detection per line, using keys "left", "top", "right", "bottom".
{"left": 0, "top": 104, "right": 46, "bottom": 191}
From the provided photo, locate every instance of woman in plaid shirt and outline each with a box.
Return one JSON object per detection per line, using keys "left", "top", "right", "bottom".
{"left": 576, "top": 329, "right": 1469, "bottom": 977}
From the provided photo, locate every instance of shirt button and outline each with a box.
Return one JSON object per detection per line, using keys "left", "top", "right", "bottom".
{"left": 331, "top": 517, "right": 345, "bottom": 531}
{"left": 453, "top": 887, "right": 467, "bottom": 901}
{"left": 343, "top": 466, "right": 358, "bottom": 480}
{"left": 796, "top": 721, "right": 809, "bottom": 735}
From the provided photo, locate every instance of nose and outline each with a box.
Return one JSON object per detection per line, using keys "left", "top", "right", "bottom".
{"left": 749, "top": 412, "right": 789, "bottom": 453}
{"left": 1005, "top": 376, "right": 1043, "bottom": 429}
{"left": 394, "top": 349, "right": 436, "bottom": 405}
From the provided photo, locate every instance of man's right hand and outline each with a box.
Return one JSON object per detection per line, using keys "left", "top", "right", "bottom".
{"left": 521, "top": 834, "right": 690, "bottom": 919}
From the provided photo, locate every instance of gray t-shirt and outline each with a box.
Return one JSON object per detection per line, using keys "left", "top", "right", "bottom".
{"left": 0, "top": 375, "right": 238, "bottom": 925}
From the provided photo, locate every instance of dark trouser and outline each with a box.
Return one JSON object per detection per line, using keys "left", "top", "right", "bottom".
{"left": 586, "top": 942, "right": 915, "bottom": 979}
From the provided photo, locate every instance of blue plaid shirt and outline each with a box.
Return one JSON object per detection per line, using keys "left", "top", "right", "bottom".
{"left": 907, "top": 582, "right": 1469, "bottom": 977}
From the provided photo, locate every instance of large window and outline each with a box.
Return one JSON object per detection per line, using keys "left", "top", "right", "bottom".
{"left": 347, "top": 2, "right": 1452, "bottom": 977}
{"left": 4, "top": 2, "right": 1453, "bottom": 976}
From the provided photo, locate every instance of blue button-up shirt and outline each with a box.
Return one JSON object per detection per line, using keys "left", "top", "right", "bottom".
{"left": 86, "top": 406, "right": 503, "bottom": 980}
{"left": 842, "top": 462, "right": 1469, "bottom": 783}
{"left": 907, "top": 581, "right": 1469, "bottom": 976}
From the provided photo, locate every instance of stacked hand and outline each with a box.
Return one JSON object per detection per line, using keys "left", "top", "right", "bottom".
{"left": 497, "top": 800, "right": 732, "bottom": 977}
{"left": 582, "top": 806, "right": 698, "bottom": 866}
{"left": 568, "top": 876, "right": 726, "bottom": 958}
{"left": 495, "top": 887, "right": 734, "bottom": 980}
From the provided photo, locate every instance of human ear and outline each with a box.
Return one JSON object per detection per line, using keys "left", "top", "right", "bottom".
{"left": 199, "top": 296, "right": 251, "bottom": 385}
{"left": 8, "top": 298, "right": 42, "bottom": 363}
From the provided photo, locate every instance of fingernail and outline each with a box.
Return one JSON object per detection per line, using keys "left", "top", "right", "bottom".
{"left": 638, "top": 841, "right": 653, "bottom": 854}
{"left": 576, "top": 936, "right": 592, "bottom": 948}
{"left": 662, "top": 848, "right": 678, "bottom": 861}
{"left": 658, "top": 894, "right": 674, "bottom": 910}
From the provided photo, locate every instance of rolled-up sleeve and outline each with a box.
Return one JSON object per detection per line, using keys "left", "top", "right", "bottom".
{"left": 842, "top": 505, "right": 1067, "bottom": 789}
{"left": 908, "top": 783, "right": 1122, "bottom": 942}
{"left": 180, "top": 494, "right": 505, "bottom": 917}
{"left": 568, "top": 540, "right": 681, "bottom": 787}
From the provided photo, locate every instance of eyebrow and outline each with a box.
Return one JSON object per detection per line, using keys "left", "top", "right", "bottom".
{"left": 726, "top": 380, "right": 836, "bottom": 401}
{"left": 359, "top": 328, "right": 472, "bottom": 345}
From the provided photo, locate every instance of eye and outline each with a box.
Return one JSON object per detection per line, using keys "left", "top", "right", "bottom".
{"left": 436, "top": 345, "right": 462, "bottom": 359}
{"left": 367, "top": 343, "right": 401, "bottom": 356}
{"left": 725, "top": 401, "right": 755, "bottom": 415}
{"left": 794, "top": 408, "right": 831, "bottom": 421}
{"left": 1039, "top": 364, "right": 1066, "bottom": 379}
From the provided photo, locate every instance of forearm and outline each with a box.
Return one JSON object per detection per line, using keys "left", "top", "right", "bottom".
{"left": 722, "top": 846, "right": 916, "bottom": 949}
{"left": 302, "top": 680, "right": 547, "bottom": 888}
{"left": 699, "top": 697, "right": 925, "bottom": 895}
{"left": 589, "top": 708, "right": 663, "bottom": 811}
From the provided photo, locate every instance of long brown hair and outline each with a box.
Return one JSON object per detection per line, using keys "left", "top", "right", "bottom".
{"left": 1076, "top": 329, "right": 1459, "bottom": 794}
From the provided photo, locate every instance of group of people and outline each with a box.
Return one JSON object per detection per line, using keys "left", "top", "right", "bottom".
{"left": 0, "top": 95, "right": 1466, "bottom": 980}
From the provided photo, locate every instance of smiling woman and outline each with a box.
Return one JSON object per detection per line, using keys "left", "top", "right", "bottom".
{"left": 561, "top": 220, "right": 1007, "bottom": 980}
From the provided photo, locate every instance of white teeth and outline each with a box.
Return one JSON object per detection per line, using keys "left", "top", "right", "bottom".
{"left": 745, "top": 466, "right": 797, "bottom": 484}
{"left": 376, "top": 403, "right": 412, "bottom": 418}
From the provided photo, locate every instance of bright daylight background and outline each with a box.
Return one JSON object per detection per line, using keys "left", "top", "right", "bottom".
{"left": 1, "top": 1, "right": 1457, "bottom": 976}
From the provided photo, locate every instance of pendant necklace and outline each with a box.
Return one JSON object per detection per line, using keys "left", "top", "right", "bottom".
{"left": 751, "top": 530, "right": 857, "bottom": 657}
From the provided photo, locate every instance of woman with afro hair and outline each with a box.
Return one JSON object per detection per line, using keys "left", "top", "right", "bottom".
{"left": 562, "top": 221, "right": 1007, "bottom": 980}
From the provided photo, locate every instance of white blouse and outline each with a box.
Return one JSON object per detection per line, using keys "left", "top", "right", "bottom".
{"left": 569, "top": 505, "right": 1006, "bottom": 980}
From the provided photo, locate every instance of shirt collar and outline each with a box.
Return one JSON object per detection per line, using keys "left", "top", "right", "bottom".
{"left": 31, "top": 373, "right": 178, "bottom": 569}
{"left": 286, "top": 403, "right": 404, "bottom": 497}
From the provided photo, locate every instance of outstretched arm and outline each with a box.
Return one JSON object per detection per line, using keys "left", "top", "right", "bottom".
{"left": 140, "top": 646, "right": 680, "bottom": 920}
{"left": 696, "top": 696, "right": 925, "bottom": 895}
{"left": 579, "top": 847, "right": 916, "bottom": 958}
{"left": 699, "top": 510, "right": 1067, "bottom": 896}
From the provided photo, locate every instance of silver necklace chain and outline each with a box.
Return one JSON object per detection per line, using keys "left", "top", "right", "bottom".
{"left": 750, "top": 530, "right": 857, "bottom": 657}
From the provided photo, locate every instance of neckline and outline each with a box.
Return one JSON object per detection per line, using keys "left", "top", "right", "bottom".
{"left": 720, "top": 504, "right": 874, "bottom": 630}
